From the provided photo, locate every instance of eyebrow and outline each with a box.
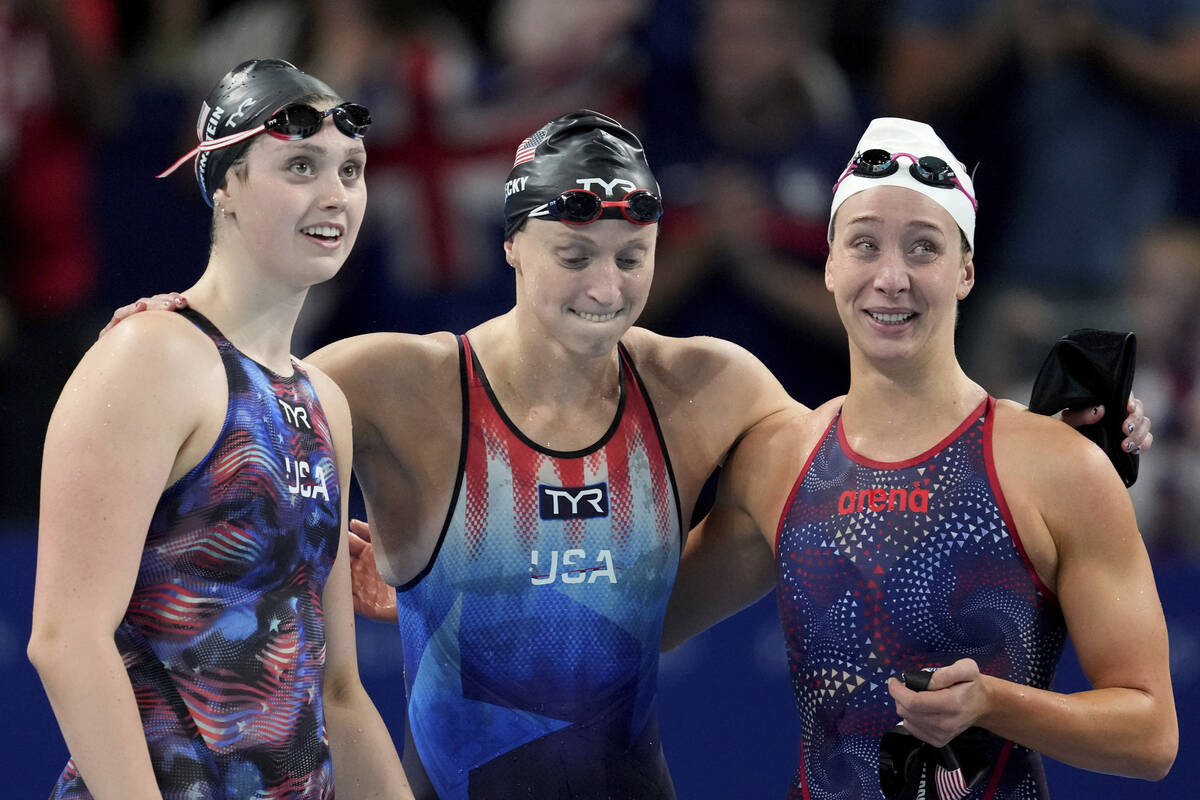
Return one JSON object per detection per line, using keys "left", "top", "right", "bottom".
{"left": 280, "top": 141, "right": 366, "bottom": 159}
{"left": 551, "top": 227, "right": 655, "bottom": 245}
{"left": 844, "top": 214, "right": 944, "bottom": 233}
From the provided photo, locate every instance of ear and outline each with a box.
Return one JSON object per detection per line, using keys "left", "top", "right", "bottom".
{"left": 957, "top": 253, "right": 975, "bottom": 300}
{"left": 824, "top": 253, "right": 835, "bottom": 294}
{"left": 503, "top": 238, "right": 519, "bottom": 270}
{"left": 212, "top": 184, "right": 235, "bottom": 214}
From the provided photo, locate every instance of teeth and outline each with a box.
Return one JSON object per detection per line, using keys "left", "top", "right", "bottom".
{"left": 302, "top": 225, "right": 340, "bottom": 238}
{"left": 869, "top": 311, "right": 914, "bottom": 325}
{"left": 575, "top": 310, "right": 619, "bottom": 322}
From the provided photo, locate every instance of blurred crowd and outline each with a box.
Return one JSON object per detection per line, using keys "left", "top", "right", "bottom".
{"left": 2, "top": 0, "right": 1199, "bottom": 555}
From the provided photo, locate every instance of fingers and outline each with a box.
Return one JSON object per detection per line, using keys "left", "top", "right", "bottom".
{"left": 347, "top": 522, "right": 399, "bottom": 623}
{"left": 1059, "top": 404, "right": 1103, "bottom": 429}
{"left": 348, "top": 518, "right": 373, "bottom": 542}
{"left": 923, "top": 658, "right": 978, "bottom": 690}
{"left": 1121, "top": 394, "right": 1150, "bottom": 454}
{"left": 888, "top": 665, "right": 979, "bottom": 748}
{"left": 98, "top": 293, "right": 188, "bottom": 338}
{"left": 99, "top": 301, "right": 146, "bottom": 337}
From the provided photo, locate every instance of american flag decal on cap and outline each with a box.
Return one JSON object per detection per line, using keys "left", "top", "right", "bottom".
{"left": 513, "top": 138, "right": 536, "bottom": 166}
{"left": 512, "top": 125, "right": 552, "bottom": 167}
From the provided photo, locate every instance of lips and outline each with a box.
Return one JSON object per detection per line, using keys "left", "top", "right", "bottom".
{"left": 866, "top": 310, "right": 915, "bottom": 326}
{"left": 573, "top": 309, "right": 621, "bottom": 322}
{"left": 300, "top": 223, "right": 343, "bottom": 242}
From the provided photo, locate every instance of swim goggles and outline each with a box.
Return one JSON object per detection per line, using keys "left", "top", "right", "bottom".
{"left": 544, "top": 189, "right": 663, "bottom": 226}
{"left": 158, "top": 102, "right": 372, "bottom": 178}
{"left": 832, "top": 149, "right": 977, "bottom": 211}
{"left": 878, "top": 669, "right": 992, "bottom": 800}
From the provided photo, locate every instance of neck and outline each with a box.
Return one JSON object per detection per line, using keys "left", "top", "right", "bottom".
{"left": 184, "top": 253, "right": 309, "bottom": 374}
{"left": 840, "top": 347, "right": 986, "bottom": 460}
{"left": 466, "top": 312, "right": 625, "bottom": 450}
{"left": 470, "top": 311, "right": 619, "bottom": 400}
{"left": 470, "top": 311, "right": 622, "bottom": 405}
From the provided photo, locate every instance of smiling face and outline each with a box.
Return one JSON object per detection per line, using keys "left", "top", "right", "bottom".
{"left": 505, "top": 218, "right": 657, "bottom": 358}
{"left": 826, "top": 185, "right": 974, "bottom": 371}
{"left": 212, "top": 106, "right": 367, "bottom": 289}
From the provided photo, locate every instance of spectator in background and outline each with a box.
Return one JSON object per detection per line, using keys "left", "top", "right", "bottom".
{"left": 1125, "top": 221, "right": 1200, "bottom": 556}
{"left": 878, "top": 0, "right": 1200, "bottom": 296}
{"left": 0, "top": 0, "right": 115, "bottom": 524}
{"left": 639, "top": 0, "right": 861, "bottom": 406}
{"left": 308, "top": 0, "right": 654, "bottom": 345}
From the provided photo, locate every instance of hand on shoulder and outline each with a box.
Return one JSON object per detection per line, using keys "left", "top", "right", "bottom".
{"left": 991, "top": 399, "right": 1138, "bottom": 593}
{"left": 992, "top": 399, "right": 1124, "bottom": 492}
{"left": 85, "top": 308, "right": 221, "bottom": 390}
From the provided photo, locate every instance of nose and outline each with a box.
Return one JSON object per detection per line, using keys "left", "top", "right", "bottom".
{"left": 585, "top": 259, "right": 622, "bottom": 307}
{"left": 319, "top": 171, "right": 348, "bottom": 211}
{"left": 873, "top": 254, "right": 910, "bottom": 297}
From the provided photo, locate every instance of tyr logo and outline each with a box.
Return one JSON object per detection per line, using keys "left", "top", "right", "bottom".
{"left": 538, "top": 482, "right": 609, "bottom": 520}
{"left": 575, "top": 177, "right": 636, "bottom": 197}
{"left": 225, "top": 96, "right": 256, "bottom": 128}
{"left": 278, "top": 398, "right": 313, "bottom": 431}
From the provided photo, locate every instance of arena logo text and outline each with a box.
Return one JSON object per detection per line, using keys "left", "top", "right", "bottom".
{"left": 837, "top": 486, "right": 930, "bottom": 515}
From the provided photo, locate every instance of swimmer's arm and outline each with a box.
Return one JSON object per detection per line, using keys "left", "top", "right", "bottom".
{"left": 307, "top": 332, "right": 458, "bottom": 585}
{"left": 27, "top": 316, "right": 205, "bottom": 799}
{"left": 990, "top": 437, "right": 1176, "bottom": 777}
{"left": 663, "top": 483, "right": 775, "bottom": 652}
{"left": 895, "top": 428, "right": 1177, "bottom": 779}
{"left": 662, "top": 417, "right": 784, "bottom": 651}
{"left": 316, "top": 375, "right": 412, "bottom": 799}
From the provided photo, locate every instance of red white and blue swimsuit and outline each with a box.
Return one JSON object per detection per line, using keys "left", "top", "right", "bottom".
{"left": 776, "top": 398, "right": 1067, "bottom": 799}
{"left": 394, "top": 336, "right": 682, "bottom": 800}
{"left": 51, "top": 308, "right": 340, "bottom": 800}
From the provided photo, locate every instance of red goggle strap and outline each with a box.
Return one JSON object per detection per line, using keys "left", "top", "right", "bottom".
{"left": 156, "top": 123, "right": 268, "bottom": 179}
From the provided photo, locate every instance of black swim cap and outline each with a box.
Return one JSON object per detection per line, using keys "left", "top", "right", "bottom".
{"left": 193, "top": 59, "right": 340, "bottom": 207}
{"left": 503, "top": 109, "right": 660, "bottom": 239}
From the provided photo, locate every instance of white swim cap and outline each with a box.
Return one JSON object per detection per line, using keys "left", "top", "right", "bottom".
{"left": 829, "top": 117, "right": 976, "bottom": 250}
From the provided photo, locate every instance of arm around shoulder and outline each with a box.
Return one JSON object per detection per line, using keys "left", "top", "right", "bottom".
{"left": 663, "top": 405, "right": 832, "bottom": 650}
{"left": 306, "top": 331, "right": 458, "bottom": 449}
{"left": 306, "top": 366, "right": 412, "bottom": 799}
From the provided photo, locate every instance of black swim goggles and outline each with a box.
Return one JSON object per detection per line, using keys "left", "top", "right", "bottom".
{"left": 543, "top": 189, "right": 663, "bottom": 226}
{"left": 833, "top": 149, "right": 977, "bottom": 211}
{"left": 878, "top": 669, "right": 992, "bottom": 800}
{"left": 157, "top": 102, "right": 372, "bottom": 178}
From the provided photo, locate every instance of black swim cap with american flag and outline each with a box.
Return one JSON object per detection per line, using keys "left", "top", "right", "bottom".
{"left": 502, "top": 109, "right": 659, "bottom": 239}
